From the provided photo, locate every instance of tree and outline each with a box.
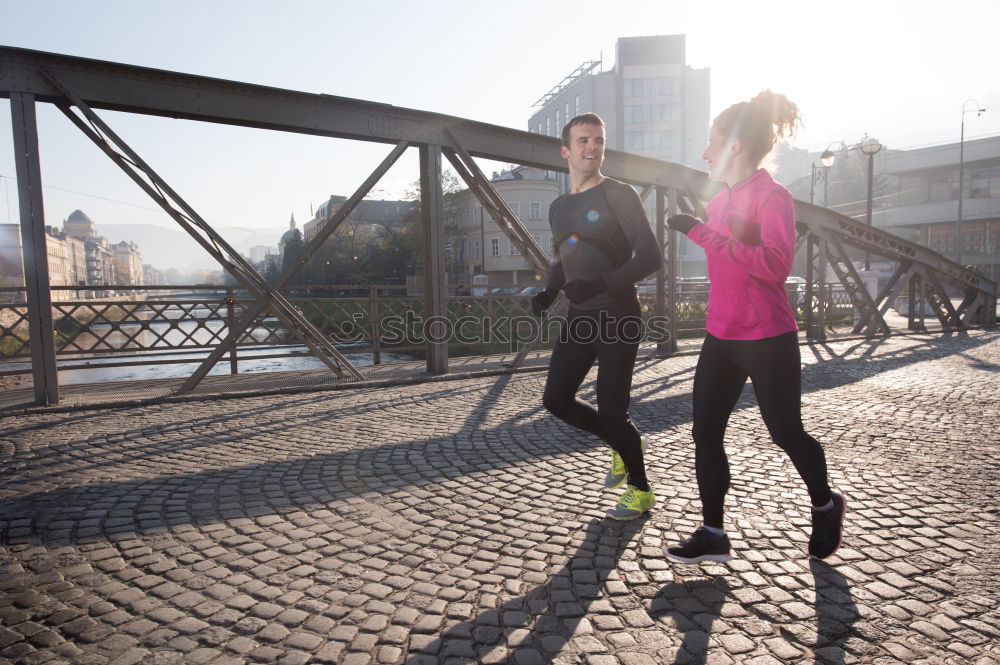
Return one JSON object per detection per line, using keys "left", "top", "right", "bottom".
{"left": 280, "top": 232, "right": 306, "bottom": 286}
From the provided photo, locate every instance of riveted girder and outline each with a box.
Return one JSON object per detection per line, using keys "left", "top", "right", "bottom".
{"left": 0, "top": 45, "right": 995, "bottom": 404}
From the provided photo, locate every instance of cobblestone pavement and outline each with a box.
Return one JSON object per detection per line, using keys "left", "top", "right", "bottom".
{"left": 1, "top": 330, "right": 999, "bottom": 665}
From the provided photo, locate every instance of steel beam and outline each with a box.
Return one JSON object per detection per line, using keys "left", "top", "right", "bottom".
{"left": 0, "top": 47, "right": 711, "bottom": 197}
{"left": 442, "top": 139, "right": 553, "bottom": 370}
{"left": 175, "top": 142, "right": 409, "bottom": 389}
{"left": 43, "top": 72, "right": 366, "bottom": 387}
{"left": 9, "top": 92, "right": 58, "bottom": 405}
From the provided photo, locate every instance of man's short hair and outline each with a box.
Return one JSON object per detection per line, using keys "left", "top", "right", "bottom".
{"left": 561, "top": 113, "right": 605, "bottom": 147}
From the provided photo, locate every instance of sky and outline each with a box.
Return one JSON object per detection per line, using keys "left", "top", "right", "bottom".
{"left": 2, "top": 0, "right": 999, "bottom": 254}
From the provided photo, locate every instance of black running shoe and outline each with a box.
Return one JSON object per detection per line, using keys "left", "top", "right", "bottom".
{"left": 664, "top": 527, "right": 733, "bottom": 563}
{"left": 809, "top": 492, "right": 846, "bottom": 559}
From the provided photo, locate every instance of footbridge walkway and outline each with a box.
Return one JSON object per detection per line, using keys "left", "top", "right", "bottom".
{"left": 1, "top": 46, "right": 999, "bottom": 664}
{"left": 1, "top": 329, "right": 998, "bottom": 665}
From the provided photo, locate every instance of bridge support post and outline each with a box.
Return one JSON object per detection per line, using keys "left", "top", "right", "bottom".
{"left": 420, "top": 145, "right": 448, "bottom": 374}
{"left": 10, "top": 93, "right": 59, "bottom": 406}
{"left": 656, "top": 187, "right": 677, "bottom": 355}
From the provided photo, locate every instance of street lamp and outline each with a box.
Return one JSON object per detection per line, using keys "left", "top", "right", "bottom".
{"left": 809, "top": 144, "right": 837, "bottom": 206}
{"left": 861, "top": 137, "right": 882, "bottom": 270}
{"left": 956, "top": 99, "right": 986, "bottom": 265}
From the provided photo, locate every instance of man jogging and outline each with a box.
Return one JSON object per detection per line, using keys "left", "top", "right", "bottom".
{"left": 532, "top": 113, "right": 661, "bottom": 520}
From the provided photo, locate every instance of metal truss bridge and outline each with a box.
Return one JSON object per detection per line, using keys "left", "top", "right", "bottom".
{"left": 1, "top": 46, "right": 995, "bottom": 406}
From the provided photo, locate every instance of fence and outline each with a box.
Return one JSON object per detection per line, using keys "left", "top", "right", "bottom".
{"left": 0, "top": 283, "right": 860, "bottom": 380}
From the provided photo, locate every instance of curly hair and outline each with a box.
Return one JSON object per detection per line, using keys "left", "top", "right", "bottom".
{"left": 713, "top": 90, "right": 802, "bottom": 167}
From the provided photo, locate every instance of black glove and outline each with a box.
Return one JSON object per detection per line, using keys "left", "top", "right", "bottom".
{"left": 563, "top": 277, "right": 608, "bottom": 305}
{"left": 666, "top": 213, "right": 702, "bottom": 235}
{"left": 531, "top": 289, "right": 557, "bottom": 317}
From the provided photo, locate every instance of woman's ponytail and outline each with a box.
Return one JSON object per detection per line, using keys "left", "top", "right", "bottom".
{"left": 714, "top": 90, "right": 802, "bottom": 167}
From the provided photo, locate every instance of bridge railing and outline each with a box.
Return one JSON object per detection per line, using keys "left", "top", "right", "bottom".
{"left": 0, "top": 45, "right": 995, "bottom": 405}
{"left": 0, "top": 281, "right": 893, "bottom": 383}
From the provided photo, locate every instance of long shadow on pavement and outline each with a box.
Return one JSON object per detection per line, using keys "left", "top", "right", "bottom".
{"left": 810, "top": 559, "right": 859, "bottom": 665}
{"left": 648, "top": 577, "right": 731, "bottom": 665}
{"left": 403, "top": 516, "right": 650, "bottom": 665}
{"left": 1, "top": 331, "right": 996, "bottom": 549}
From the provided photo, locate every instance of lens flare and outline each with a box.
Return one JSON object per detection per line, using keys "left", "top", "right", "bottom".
{"left": 587, "top": 210, "right": 600, "bottom": 222}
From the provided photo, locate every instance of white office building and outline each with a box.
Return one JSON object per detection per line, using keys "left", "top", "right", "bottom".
{"left": 528, "top": 35, "right": 710, "bottom": 169}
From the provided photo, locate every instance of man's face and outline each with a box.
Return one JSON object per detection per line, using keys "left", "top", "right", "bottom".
{"left": 560, "top": 122, "right": 605, "bottom": 176}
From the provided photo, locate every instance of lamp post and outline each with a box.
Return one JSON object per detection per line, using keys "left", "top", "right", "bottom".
{"left": 861, "top": 137, "right": 882, "bottom": 270}
{"left": 956, "top": 99, "right": 986, "bottom": 265}
{"left": 809, "top": 145, "right": 837, "bottom": 206}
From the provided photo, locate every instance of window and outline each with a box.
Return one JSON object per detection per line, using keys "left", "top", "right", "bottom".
{"left": 490, "top": 238, "right": 500, "bottom": 257}
{"left": 899, "top": 174, "right": 927, "bottom": 206}
{"left": 508, "top": 201, "right": 521, "bottom": 218}
{"left": 624, "top": 77, "right": 676, "bottom": 98}
{"left": 574, "top": 95, "right": 579, "bottom": 116}
{"left": 555, "top": 109, "right": 560, "bottom": 134}
{"left": 546, "top": 116, "right": 551, "bottom": 136}
{"left": 537, "top": 122, "right": 542, "bottom": 134}
{"left": 529, "top": 202, "right": 542, "bottom": 219}
{"left": 929, "top": 171, "right": 957, "bottom": 203}
{"left": 508, "top": 239, "right": 521, "bottom": 256}
{"left": 565, "top": 102, "right": 570, "bottom": 121}
{"left": 972, "top": 165, "right": 1000, "bottom": 198}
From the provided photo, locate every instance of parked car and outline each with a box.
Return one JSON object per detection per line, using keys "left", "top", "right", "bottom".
{"left": 517, "top": 286, "right": 547, "bottom": 297}
{"left": 785, "top": 276, "right": 806, "bottom": 306}
{"left": 490, "top": 287, "right": 520, "bottom": 296}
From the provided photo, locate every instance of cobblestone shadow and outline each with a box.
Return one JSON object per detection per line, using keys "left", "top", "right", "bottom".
{"left": 810, "top": 560, "right": 859, "bottom": 665}
{"left": 404, "top": 516, "right": 649, "bottom": 664}
{"left": 648, "top": 577, "right": 731, "bottom": 665}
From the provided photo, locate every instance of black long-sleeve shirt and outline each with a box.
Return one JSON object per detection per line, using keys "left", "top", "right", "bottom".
{"left": 545, "top": 178, "right": 661, "bottom": 310}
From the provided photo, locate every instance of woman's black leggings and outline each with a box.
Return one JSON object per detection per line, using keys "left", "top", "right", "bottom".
{"left": 693, "top": 331, "right": 832, "bottom": 528}
{"left": 542, "top": 306, "right": 648, "bottom": 491}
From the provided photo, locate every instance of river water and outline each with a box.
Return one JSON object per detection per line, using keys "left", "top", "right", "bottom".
{"left": 55, "top": 348, "right": 415, "bottom": 385}
{"left": 12, "top": 301, "right": 417, "bottom": 385}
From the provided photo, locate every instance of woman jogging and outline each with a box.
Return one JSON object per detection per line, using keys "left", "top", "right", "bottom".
{"left": 663, "top": 90, "right": 845, "bottom": 562}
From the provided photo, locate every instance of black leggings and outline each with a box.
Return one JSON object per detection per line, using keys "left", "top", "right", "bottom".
{"left": 693, "top": 331, "right": 831, "bottom": 528}
{"left": 542, "top": 306, "right": 648, "bottom": 491}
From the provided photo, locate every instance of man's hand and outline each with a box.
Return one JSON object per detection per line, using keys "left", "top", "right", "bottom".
{"left": 531, "top": 289, "right": 557, "bottom": 317}
{"left": 563, "top": 277, "right": 608, "bottom": 305}
{"left": 666, "top": 213, "right": 702, "bottom": 235}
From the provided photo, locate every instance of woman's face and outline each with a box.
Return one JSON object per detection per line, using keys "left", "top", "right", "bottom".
{"left": 701, "top": 124, "right": 735, "bottom": 183}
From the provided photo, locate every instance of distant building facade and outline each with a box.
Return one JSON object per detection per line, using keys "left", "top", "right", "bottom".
{"left": 876, "top": 135, "right": 1000, "bottom": 279}
{"left": 112, "top": 240, "right": 144, "bottom": 286}
{"left": 278, "top": 215, "right": 302, "bottom": 258}
{"left": 1, "top": 209, "right": 154, "bottom": 296}
{"left": 302, "top": 197, "right": 416, "bottom": 242}
{"left": 452, "top": 166, "right": 562, "bottom": 287}
{"left": 528, "top": 34, "right": 710, "bottom": 169}
{"left": 45, "top": 226, "right": 87, "bottom": 289}
{"left": 63, "top": 209, "right": 117, "bottom": 290}
{"left": 786, "top": 136, "right": 1000, "bottom": 281}
{"left": 249, "top": 245, "right": 276, "bottom": 264}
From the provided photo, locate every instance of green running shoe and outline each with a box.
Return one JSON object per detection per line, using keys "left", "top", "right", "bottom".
{"left": 607, "top": 484, "right": 655, "bottom": 521}
{"left": 604, "top": 436, "right": 647, "bottom": 489}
